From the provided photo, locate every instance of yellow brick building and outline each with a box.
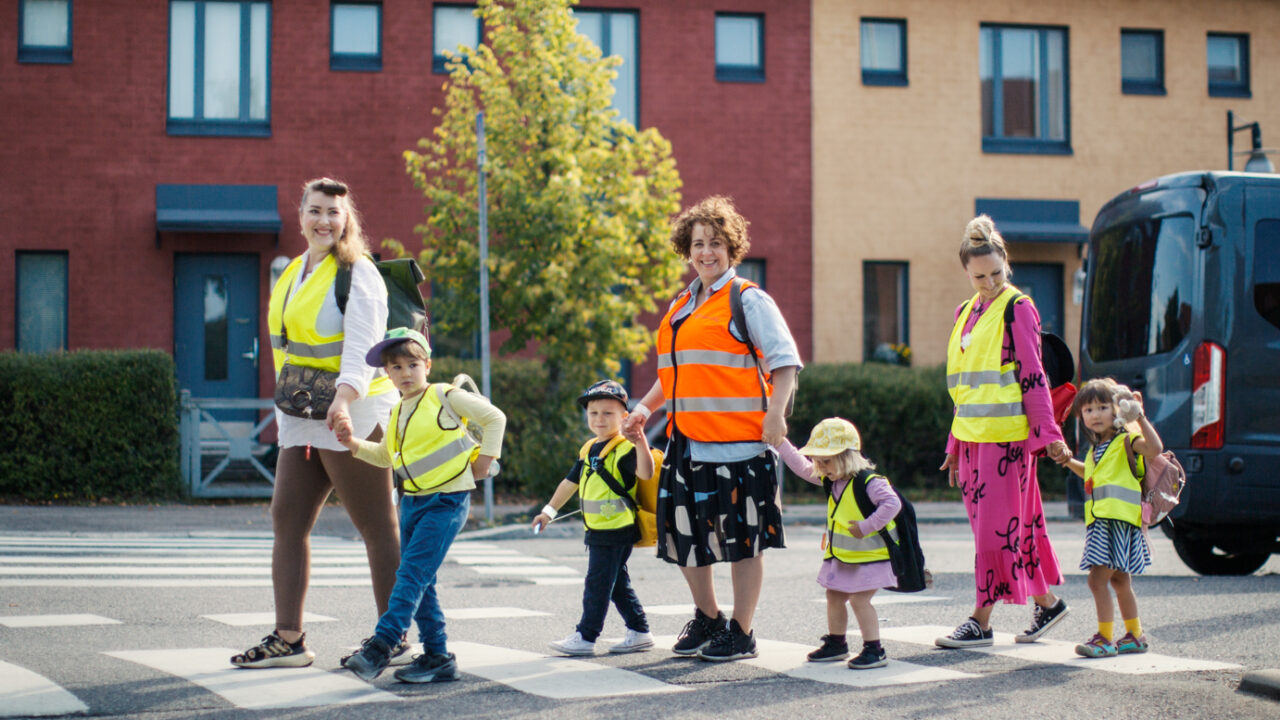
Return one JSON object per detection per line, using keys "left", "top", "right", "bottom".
{"left": 812, "top": 0, "right": 1279, "bottom": 366}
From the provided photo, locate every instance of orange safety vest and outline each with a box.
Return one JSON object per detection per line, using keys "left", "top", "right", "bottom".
{"left": 655, "top": 278, "right": 770, "bottom": 442}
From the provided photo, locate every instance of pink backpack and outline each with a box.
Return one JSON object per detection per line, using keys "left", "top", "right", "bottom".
{"left": 1122, "top": 437, "right": 1188, "bottom": 526}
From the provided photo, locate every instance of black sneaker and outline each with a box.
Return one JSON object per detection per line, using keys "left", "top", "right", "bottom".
{"left": 343, "top": 634, "right": 412, "bottom": 667}
{"left": 696, "top": 619, "right": 758, "bottom": 662}
{"left": 806, "top": 635, "right": 849, "bottom": 662}
{"left": 393, "top": 651, "right": 459, "bottom": 684}
{"left": 847, "top": 644, "right": 888, "bottom": 670}
{"left": 1015, "top": 599, "right": 1069, "bottom": 643}
{"left": 343, "top": 636, "right": 392, "bottom": 682}
{"left": 935, "top": 618, "right": 994, "bottom": 648}
{"left": 230, "top": 631, "right": 315, "bottom": 668}
{"left": 672, "top": 609, "right": 727, "bottom": 656}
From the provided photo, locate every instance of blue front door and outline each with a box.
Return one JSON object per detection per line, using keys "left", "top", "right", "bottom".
{"left": 1011, "top": 262, "right": 1065, "bottom": 336}
{"left": 174, "top": 254, "right": 260, "bottom": 405}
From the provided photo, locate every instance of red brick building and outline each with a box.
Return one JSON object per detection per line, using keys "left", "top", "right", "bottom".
{"left": 2, "top": 0, "right": 811, "bottom": 402}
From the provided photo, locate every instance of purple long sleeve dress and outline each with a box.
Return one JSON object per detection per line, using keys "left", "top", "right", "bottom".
{"left": 946, "top": 292, "right": 1065, "bottom": 608}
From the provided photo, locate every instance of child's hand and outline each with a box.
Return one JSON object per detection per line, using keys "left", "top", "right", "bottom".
{"left": 1046, "top": 440, "right": 1071, "bottom": 464}
{"left": 531, "top": 514, "right": 551, "bottom": 534}
{"left": 332, "top": 411, "right": 359, "bottom": 451}
{"left": 846, "top": 522, "right": 866, "bottom": 539}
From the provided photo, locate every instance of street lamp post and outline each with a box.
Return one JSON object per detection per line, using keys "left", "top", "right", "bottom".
{"left": 1227, "top": 110, "right": 1276, "bottom": 173}
{"left": 477, "top": 110, "right": 494, "bottom": 523}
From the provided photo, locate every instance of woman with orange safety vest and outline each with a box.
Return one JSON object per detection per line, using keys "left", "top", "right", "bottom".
{"left": 935, "top": 215, "right": 1074, "bottom": 650}
{"left": 623, "top": 196, "right": 802, "bottom": 663}
{"left": 231, "top": 178, "right": 402, "bottom": 669}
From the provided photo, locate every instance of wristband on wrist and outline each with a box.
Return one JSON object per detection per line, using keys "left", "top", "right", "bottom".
{"left": 633, "top": 404, "right": 652, "bottom": 420}
{"left": 541, "top": 504, "right": 558, "bottom": 520}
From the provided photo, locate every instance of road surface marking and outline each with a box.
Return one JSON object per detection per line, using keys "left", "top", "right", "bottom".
{"left": 200, "top": 612, "right": 337, "bottom": 627}
{"left": 0, "top": 661, "right": 89, "bottom": 717}
{"left": 450, "top": 641, "right": 686, "bottom": 698}
{"left": 105, "top": 648, "right": 399, "bottom": 709}
{"left": 444, "top": 607, "right": 553, "bottom": 619}
{"left": 469, "top": 565, "right": 579, "bottom": 576}
{"left": 878, "top": 625, "right": 1242, "bottom": 674}
{"left": 0, "top": 614, "right": 121, "bottom": 628}
{"left": 449, "top": 555, "right": 553, "bottom": 565}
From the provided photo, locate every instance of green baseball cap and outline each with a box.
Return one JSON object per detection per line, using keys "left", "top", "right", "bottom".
{"left": 365, "top": 327, "right": 432, "bottom": 366}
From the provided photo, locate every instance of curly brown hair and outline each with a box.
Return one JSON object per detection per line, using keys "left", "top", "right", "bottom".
{"left": 669, "top": 195, "right": 751, "bottom": 265}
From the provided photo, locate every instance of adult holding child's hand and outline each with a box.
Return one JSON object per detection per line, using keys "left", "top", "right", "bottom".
{"left": 936, "top": 215, "right": 1071, "bottom": 651}
{"left": 231, "top": 178, "right": 402, "bottom": 670}
{"left": 627, "top": 196, "right": 801, "bottom": 662}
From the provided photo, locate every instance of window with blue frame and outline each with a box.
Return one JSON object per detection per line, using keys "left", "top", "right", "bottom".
{"left": 574, "top": 8, "right": 639, "bottom": 127}
{"left": 980, "top": 24, "right": 1069, "bottom": 155}
{"left": 1207, "top": 32, "right": 1249, "bottom": 98}
{"left": 167, "top": 1, "right": 271, "bottom": 137}
{"left": 860, "top": 18, "right": 906, "bottom": 86}
{"left": 332, "top": 2, "right": 381, "bottom": 71}
{"left": 16, "top": 251, "right": 69, "bottom": 353}
{"left": 1121, "top": 29, "right": 1164, "bottom": 95}
{"left": 863, "top": 261, "right": 909, "bottom": 364}
{"left": 737, "top": 259, "right": 766, "bottom": 290}
{"left": 18, "top": 0, "right": 72, "bottom": 63}
{"left": 433, "top": 3, "right": 480, "bottom": 74}
{"left": 715, "top": 13, "right": 764, "bottom": 83}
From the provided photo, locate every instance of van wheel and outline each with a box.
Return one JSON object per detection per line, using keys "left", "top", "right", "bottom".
{"left": 1171, "top": 532, "right": 1270, "bottom": 575}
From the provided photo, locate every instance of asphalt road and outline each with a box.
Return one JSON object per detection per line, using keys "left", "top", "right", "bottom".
{"left": 2, "top": 508, "right": 1278, "bottom": 720}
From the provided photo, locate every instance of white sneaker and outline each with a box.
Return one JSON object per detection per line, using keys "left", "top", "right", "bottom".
{"left": 609, "top": 629, "right": 655, "bottom": 654}
{"left": 549, "top": 631, "right": 596, "bottom": 656}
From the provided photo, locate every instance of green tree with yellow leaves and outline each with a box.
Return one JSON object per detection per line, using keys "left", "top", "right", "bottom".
{"left": 393, "top": 0, "right": 684, "bottom": 406}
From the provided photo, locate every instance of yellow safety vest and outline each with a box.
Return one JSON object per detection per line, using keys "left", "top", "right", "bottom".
{"left": 267, "top": 253, "right": 391, "bottom": 394}
{"left": 946, "top": 286, "right": 1029, "bottom": 442}
{"left": 578, "top": 436, "right": 638, "bottom": 531}
{"left": 825, "top": 473, "right": 899, "bottom": 565}
{"left": 388, "top": 383, "right": 478, "bottom": 494}
{"left": 1084, "top": 434, "right": 1144, "bottom": 527}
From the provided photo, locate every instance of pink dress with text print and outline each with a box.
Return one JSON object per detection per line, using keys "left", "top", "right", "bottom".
{"left": 946, "top": 292, "right": 1065, "bottom": 607}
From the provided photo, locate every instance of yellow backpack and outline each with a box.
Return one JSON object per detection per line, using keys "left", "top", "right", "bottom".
{"left": 578, "top": 435, "right": 663, "bottom": 548}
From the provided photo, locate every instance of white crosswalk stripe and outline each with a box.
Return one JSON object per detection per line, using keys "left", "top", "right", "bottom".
{"left": 451, "top": 641, "right": 686, "bottom": 698}
{"left": 0, "top": 661, "right": 88, "bottom": 717}
{"left": 878, "top": 625, "right": 1242, "bottom": 674}
{"left": 104, "top": 648, "right": 399, "bottom": 709}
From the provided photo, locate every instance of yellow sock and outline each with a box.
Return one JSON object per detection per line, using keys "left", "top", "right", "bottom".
{"left": 1124, "top": 618, "right": 1143, "bottom": 639}
{"left": 1098, "top": 621, "right": 1114, "bottom": 641}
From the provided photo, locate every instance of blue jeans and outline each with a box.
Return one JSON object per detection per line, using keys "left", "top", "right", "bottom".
{"left": 576, "top": 542, "right": 648, "bottom": 642}
{"left": 374, "top": 490, "right": 470, "bottom": 654}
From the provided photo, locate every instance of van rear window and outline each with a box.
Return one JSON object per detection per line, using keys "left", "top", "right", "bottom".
{"left": 1086, "top": 214, "right": 1194, "bottom": 361}
{"left": 1256, "top": 219, "right": 1280, "bottom": 330}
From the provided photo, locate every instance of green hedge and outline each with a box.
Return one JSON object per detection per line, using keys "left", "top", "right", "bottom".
{"left": 785, "top": 362, "right": 1068, "bottom": 497}
{"left": 0, "top": 350, "right": 182, "bottom": 502}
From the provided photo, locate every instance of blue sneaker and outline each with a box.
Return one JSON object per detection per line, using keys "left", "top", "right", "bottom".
{"left": 343, "top": 636, "right": 392, "bottom": 681}
{"left": 393, "top": 651, "right": 459, "bottom": 684}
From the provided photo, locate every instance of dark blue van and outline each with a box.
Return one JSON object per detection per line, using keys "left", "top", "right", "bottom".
{"left": 1081, "top": 171, "right": 1280, "bottom": 575}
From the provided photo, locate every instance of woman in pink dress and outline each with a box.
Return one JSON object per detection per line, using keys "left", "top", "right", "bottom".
{"left": 936, "top": 215, "right": 1073, "bottom": 649}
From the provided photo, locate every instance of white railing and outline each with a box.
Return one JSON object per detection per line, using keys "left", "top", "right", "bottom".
{"left": 179, "top": 391, "right": 276, "bottom": 498}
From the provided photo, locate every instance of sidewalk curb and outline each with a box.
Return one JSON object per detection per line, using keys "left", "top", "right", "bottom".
{"left": 1240, "top": 670, "right": 1280, "bottom": 701}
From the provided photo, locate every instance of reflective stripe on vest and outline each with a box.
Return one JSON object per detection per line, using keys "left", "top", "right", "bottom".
{"left": 946, "top": 286, "right": 1029, "bottom": 442}
{"left": 825, "top": 474, "right": 897, "bottom": 565}
{"left": 655, "top": 279, "right": 770, "bottom": 443}
{"left": 579, "top": 437, "right": 637, "bottom": 531}
{"left": 1084, "top": 435, "right": 1144, "bottom": 527}
{"left": 266, "top": 253, "right": 392, "bottom": 397}
{"left": 388, "top": 384, "right": 477, "bottom": 494}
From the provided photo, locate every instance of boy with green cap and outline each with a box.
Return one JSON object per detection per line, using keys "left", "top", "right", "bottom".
{"left": 334, "top": 327, "right": 506, "bottom": 683}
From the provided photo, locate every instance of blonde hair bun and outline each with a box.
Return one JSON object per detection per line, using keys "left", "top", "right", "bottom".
{"left": 965, "top": 214, "right": 996, "bottom": 244}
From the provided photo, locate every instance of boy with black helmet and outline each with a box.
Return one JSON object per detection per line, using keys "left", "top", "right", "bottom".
{"left": 532, "top": 380, "right": 655, "bottom": 656}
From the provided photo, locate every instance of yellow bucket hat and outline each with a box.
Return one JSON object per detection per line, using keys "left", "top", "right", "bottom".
{"left": 798, "top": 418, "right": 861, "bottom": 457}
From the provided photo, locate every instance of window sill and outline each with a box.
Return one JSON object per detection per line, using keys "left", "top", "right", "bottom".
{"left": 331, "top": 54, "right": 382, "bottom": 72}
{"left": 1122, "top": 81, "right": 1165, "bottom": 96}
{"left": 982, "top": 138, "right": 1073, "bottom": 156}
{"left": 862, "top": 71, "right": 907, "bottom": 87}
{"left": 167, "top": 120, "right": 272, "bottom": 138}
{"left": 1209, "top": 85, "right": 1251, "bottom": 99}
{"left": 716, "top": 65, "right": 765, "bottom": 83}
{"left": 18, "top": 47, "right": 72, "bottom": 64}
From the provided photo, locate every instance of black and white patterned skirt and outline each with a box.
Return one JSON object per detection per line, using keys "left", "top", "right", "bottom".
{"left": 1080, "top": 517, "right": 1151, "bottom": 574}
{"left": 655, "top": 429, "right": 786, "bottom": 567}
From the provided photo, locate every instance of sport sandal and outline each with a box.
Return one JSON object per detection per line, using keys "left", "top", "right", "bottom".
{"left": 1074, "top": 633, "right": 1118, "bottom": 658}
{"left": 1115, "top": 632, "right": 1150, "bottom": 655}
{"left": 230, "top": 631, "right": 315, "bottom": 669}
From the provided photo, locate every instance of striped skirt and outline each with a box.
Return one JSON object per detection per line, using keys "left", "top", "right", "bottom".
{"left": 1080, "top": 517, "right": 1151, "bottom": 574}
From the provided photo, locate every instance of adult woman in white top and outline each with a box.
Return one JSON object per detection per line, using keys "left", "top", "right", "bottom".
{"left": 231, "top": 178, "right": 401, "bottom": 668}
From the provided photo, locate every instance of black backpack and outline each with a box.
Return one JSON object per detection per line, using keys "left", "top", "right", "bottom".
{"left": 728, "top": 277, "right": 796, "bottom": 416}
{"left": 835, "top": 469, "right": 928, "bottom": 593}
{"left": 335, "top": 256, "right": 428, "bottom": 334}
{"left": 1003, "top": 293, "right": 1074, "bottom": 388}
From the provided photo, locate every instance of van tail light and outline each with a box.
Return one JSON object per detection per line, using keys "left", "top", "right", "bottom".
{"left": 1191, "top": 341, "right": 1225, "bottom": 449}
